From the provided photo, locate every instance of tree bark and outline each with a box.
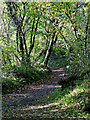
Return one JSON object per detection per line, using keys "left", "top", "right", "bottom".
{"left": 43, "top": 32, "right": 57, "bottom": 67}
{"left": 85, "top": 3, "right": 90, "bottom": 56}
{"left": 43, "top": 39, "right": 53, "bottom": 67}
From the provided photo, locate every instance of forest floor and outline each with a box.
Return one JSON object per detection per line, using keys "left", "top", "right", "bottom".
{"left": 2, "top": 67, "right": 69, "bottom": 119}
{"left": 3, "top": 68, "right": 65, "bottom": 105}
{"left": 2, "top": 67, "right": 89, "bottom": 120}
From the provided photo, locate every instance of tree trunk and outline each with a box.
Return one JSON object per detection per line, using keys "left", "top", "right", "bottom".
{"left": 43, "top": 39, "right": 54, "bottom": 67}
{"left": 43, "top": 31, "right": 57, "bottom": 67}
{"left": 87, "top": 3, "right": 90, "bottom": 58}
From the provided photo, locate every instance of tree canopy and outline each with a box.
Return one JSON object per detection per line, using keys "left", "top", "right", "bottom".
{"left": 0, "top": 1, "right": 89, "bottom": 87}
{"left": 1, "top": 1, "right": 90, "bottom": 119}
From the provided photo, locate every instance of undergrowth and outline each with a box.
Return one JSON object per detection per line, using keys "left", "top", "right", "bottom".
{"left": 47, "top": 75, "right": 90, "bottom": 118}
{"left": 2, "top": 77, "right": 90, "bottom": 119}
{"left": 2, "top": 65, "right": 51, "bottom": 94}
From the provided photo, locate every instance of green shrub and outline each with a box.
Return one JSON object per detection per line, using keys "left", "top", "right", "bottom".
{"left": 2, "top": 77, "right": 21, "bottom": 94}
{"left": 13, "top": 64, "right": 48, "bottom": 83}
{"left": 2, "top": 64, "right": 51, "bottom": 94}
{"left": 69, "top": 56, "right": 90, "bottom": 77}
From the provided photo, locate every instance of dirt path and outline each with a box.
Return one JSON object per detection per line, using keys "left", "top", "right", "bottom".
{"left": 2, "top": 67, "right": 68, "bottom": 119}
{"left": 2, "top": 68, "right": 66, "bottom": 107}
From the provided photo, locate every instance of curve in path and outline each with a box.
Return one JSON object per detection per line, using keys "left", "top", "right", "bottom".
{"left": 2, "top": 67, "right": 67, "bottom": 109}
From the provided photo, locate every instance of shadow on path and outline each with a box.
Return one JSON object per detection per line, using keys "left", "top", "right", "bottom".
{"left": 2, "top": 67, "right": 67, "bottom": 109}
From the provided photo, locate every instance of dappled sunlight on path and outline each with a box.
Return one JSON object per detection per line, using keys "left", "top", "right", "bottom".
{"left": 52, "top": 68, "right": 64, "bottom": 72}
{"left": 30, "top": 84, "right": 61, "bottom": 89}
{"left": 18, "top": 102, "right": 59, "bottom": 110}
{"left": 2, "top": 67, "right": 74, "bottom": 119}
{"left": 2, "top": 67, "right": 68, "bottom": 116}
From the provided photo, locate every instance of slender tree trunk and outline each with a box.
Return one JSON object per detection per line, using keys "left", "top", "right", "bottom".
{"left": 86, "top": 3, "right": 90, "bottom": 57}
{"left": 43, "top": 40, "right": 54, "bottom": 67}
{"left": 43, "top": 28, "right": 57, "bottom": 67}
{"left": 18, "top": 29, "right": 24, "bottom": 62}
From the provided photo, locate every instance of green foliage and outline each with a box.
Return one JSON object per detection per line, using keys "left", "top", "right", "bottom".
{"left": 48, "top": 49, "right": 68, "bottom": 68}
{"left": 1, "top": 2, "right": 90, "bottom": 119}
{"left": 2, "top": 77, "right": 21, "bottom": 94}
{"left": 13, "top": 64, "right": 48, "bottom": 83}
{"left": 69, "top": 55, "right": 90, "bottom": 77}
{"left": 48, "top": 76, "right": 90, "bottom": 118}
{"left": 2, "top": 64, "right": 51, "bottom": 94}
{"left": 1, "top": 2, "right": 89, "bottom": 70}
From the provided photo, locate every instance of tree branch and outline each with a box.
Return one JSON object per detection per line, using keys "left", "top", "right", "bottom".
{"left": 65, "top": 7, "right": 78, "bottom": 38}
{"left": 29, "top": 17, "right": 40, "bottom": 56}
